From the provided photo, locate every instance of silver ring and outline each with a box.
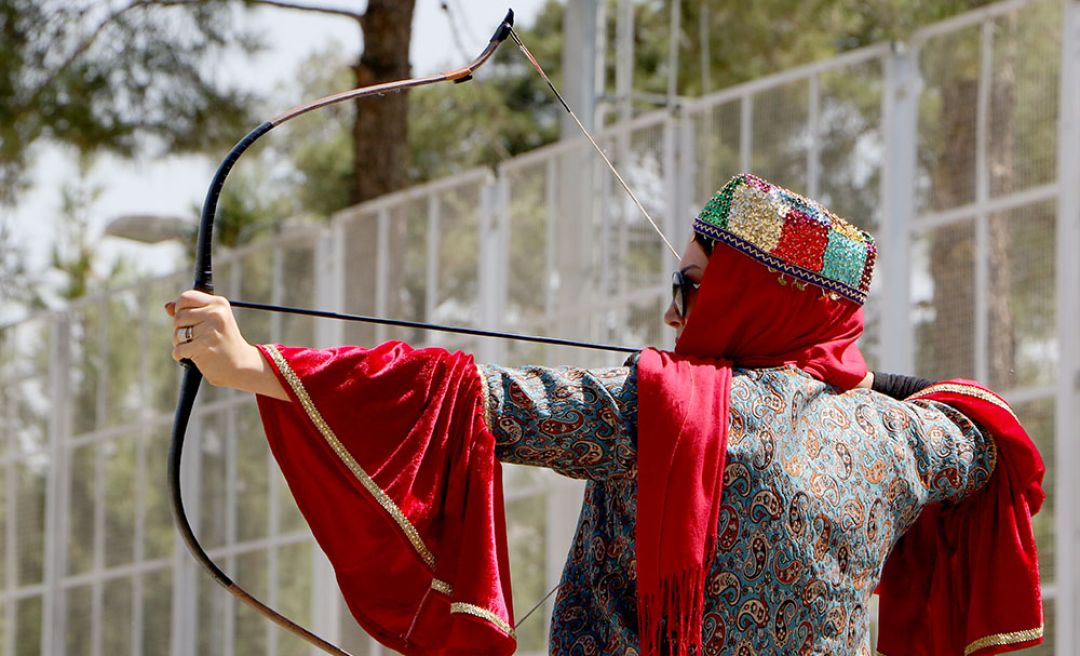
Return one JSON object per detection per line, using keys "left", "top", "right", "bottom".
{"left": 179, "top": 326, "right": 193, "bottom": 344}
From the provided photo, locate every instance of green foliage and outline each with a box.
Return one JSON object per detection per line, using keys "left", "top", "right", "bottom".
{"left": 0, "top": 218, "right": 45, "bottom": 315}
{"left": 209, "top": 166, "right": 286, "bottom": 249}
{"left": 408, "top": 0, "right": 566, "bottom": 180}
{"left": 632, "top": 0, "right": 999, "bottom": 99}
{"left": 263, "top": 45, "right": 357, "bottom": 218}
{"left": 44, "top": 157, "right": 139, "bottom": 307}
{"left": 272, "top": 0, "right": 1008, "bottom": 211}
{"left": 50, "top": 166, "right": 103, "bottom": 302}
{"left": 259, "top": 2, "right": 568, "bottom": 217}
{"left": 0, "top": 0, "right": 261, "bottom": 204}
{"left": 5, "top": 0, "right": 1010, "bottom": 265}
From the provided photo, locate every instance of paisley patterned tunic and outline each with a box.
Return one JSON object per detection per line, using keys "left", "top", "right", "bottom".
{"left": 478, "top": 359, "right": 996, "bottom": 656}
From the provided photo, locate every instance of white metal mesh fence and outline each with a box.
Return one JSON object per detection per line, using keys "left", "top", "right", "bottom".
{"left": 0, "top": 0, "right": 1076, "bottom": 653}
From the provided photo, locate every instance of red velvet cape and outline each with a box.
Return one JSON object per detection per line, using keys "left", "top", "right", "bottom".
{"left": 635, "top": 245, "right": 868, "bottom": 656}
{"left": 876, "top": 380, "right": 1045, "bottom": 655}
{"left": 255, "top": 341, "right": 515, "bottom": 655}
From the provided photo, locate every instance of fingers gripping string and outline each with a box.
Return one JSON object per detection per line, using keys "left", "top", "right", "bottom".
{"left": 509, "top": 29, "right": 681, "bottom": 260}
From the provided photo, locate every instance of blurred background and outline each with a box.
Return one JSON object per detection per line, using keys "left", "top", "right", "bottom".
{"left": 0, "top": 0, "right": 1077, "bottom": 654}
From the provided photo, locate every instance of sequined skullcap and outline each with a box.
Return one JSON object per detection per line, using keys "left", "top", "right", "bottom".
{"left": 692, "top": 173, "right": 876, "bottom": 305}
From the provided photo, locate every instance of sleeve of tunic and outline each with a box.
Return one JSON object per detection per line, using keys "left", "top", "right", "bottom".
{"left": 873, "top": 393, "right": 998, "bottom": 532}
{"left": 476, "top": 358, "right": 639, "bottom": 480}
{"left": 905, "top": 398, "right": 996, "bottom": 502}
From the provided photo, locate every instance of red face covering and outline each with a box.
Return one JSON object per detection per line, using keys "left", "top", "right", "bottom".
{"left": 676, "top": 242, "right": 868, "bottom": 383}
{"left": 635, "top": 242, "right": 868, "bottom": 656}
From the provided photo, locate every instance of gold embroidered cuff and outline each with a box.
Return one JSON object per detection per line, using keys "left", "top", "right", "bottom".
{"left": 964, "top": 625, "right": 1043, "bottom": 655}
{"left": 906, "top": 383, "right": 1017, "bottom": 421}
{"left": 475, "top": 363, "right": 493, "bottom": 432}
{"left": 431, "top": 579, "right": 453, "bottom": 596}
{"left": 450, "top": 602, "right": 516, "bottom": 637}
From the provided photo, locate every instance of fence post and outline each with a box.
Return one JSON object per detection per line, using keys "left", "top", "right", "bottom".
{"left": 315, "top": 224, "right": 345, "bottom": 349}
{"left": 310, "top": 224, "right": 343, "bottom": 649}
{"left": 374, "top": 210, "right": 390, "bottom": 346}
{"left": 879, "top": 43, "right": 920, "bottom": 373}
{"left": 1056, "top": 0, "right": 1080, "bottom": 649}
{"left": 43, "top": 314, "right": 70, "bottom": 656}
{"left": 476, "top": 178, "right": 507, "bottom": 364}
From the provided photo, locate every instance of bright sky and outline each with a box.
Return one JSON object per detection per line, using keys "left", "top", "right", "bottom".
{"left": 4, "top": 1, "right": 548, "bottom": 318}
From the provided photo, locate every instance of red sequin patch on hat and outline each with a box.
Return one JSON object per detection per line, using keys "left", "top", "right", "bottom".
{"left": 773, "top": 210, "right": 829, "bottom": 272}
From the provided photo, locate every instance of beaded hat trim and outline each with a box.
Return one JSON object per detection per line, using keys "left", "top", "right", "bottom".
{"left": 692, "top": 173, "right": 876, "bottom": 305}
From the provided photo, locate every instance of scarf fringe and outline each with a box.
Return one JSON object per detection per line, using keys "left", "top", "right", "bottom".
{"left": 638, "top": 567, "right": 706, "bottom": 656}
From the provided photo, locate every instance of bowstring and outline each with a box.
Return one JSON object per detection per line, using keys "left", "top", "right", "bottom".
{"left": 509, "top": 28, "right": 681, "bottom": 260}
{"left": 513, "top": 583, "right": 562, "bottom": 630}
{"left": 503, "top": 28, "right": 682, "bottom": 633}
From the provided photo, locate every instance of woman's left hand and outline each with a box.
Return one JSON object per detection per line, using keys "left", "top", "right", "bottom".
{"left": 166, "top": 290, "right": 265, "bottom": 390}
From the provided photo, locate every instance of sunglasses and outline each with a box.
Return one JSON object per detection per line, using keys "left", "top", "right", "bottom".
{"left": 671, "top": 271, "right": 701, "bottom": 319}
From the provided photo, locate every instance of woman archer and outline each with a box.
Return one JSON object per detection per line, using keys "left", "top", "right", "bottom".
{"left": 167, "top": 173, "right": 1044, "bottom": 656}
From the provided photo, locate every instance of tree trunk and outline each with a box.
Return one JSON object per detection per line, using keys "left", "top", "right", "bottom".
{"left": 343, "top": 0, "right": 416, "bottom": 349}
{"left": 352, "top": 0, "right": 416, "bottom": 204}
{"left": 925, "top": 29, "right": 1016, "bottom": 386}
{"left": 927, "top": 77, "right": 979, "bottom": 381}
{"left": 986, "top": 17, "right": 1017, "bottom": 388}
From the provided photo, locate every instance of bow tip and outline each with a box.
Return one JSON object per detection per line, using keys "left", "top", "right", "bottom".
{"left": 491, "top": 9, "right": 514, "bottom": 42}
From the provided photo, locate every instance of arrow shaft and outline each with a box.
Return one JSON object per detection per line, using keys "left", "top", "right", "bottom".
{"left": 228, "top": 298, "right": 639, "bottom": 353}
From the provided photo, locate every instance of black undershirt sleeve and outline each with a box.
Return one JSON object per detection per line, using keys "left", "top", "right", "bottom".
{"left": 871, "top": 371, "right": 935, "bottom": 400}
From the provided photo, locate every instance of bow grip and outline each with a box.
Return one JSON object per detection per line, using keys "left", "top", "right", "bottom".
{"left": 179, "top": 280, "right": 215, "bottom": 371}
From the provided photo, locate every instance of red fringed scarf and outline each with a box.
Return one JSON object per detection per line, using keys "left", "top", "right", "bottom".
{"left": 255, "top": 341, "right": 515, "bottom": 655}
{"left": 635, "top": 245, "right": 868, "bottom": 656}
{"left": 876, "top": 380, "right": 1045, "bottom": 655}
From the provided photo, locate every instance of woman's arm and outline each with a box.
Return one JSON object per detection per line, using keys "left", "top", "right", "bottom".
{"left": 166, "top": 290, "right": 289, "bottom": 401}
{"left": 479, "top": 359, "right": 639, "bottom": 481}
{"left": 892, "top": 397, "right": 997, "bottom": 508}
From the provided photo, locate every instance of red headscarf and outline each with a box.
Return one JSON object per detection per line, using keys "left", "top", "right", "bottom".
{"left": 635, "top": 243, "right": 868, "bottom": 656}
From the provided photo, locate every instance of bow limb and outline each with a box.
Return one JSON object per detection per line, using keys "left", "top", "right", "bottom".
{"left": 168, "top": 10, "right": 515, "bottom": 656}
{"left": 169, "top": 368, "right": 352, "bottom": 654}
